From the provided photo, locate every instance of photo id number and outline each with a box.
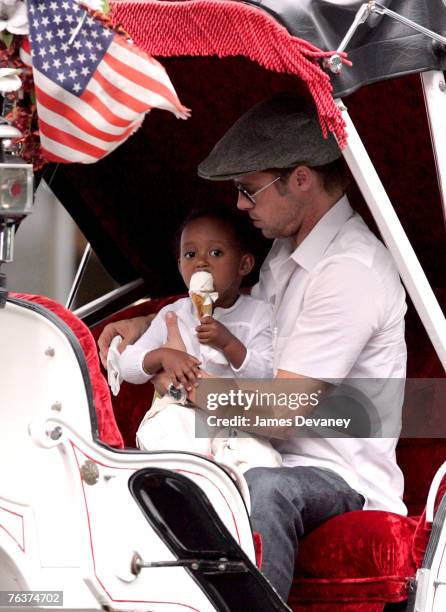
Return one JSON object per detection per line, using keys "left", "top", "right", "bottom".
{"left": 0, "top": 591, "right": 63, "bottom": 607}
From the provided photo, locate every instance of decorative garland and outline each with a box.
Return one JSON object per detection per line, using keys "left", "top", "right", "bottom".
{"left": 0, "top": 0, "right": 39, "bottom": 167}
{"left": 0, "top": 0, "right": 109, "bottom": 170}
{"left": 0, "top": 38, "right": 44, "bottom": 169}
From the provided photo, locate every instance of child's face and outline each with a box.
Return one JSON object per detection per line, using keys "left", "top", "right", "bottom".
{"left": 178, "top": 216, "right": 253, "bottom": 302}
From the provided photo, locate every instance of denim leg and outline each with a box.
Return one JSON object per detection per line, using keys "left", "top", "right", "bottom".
{"left": 244, "top": 466, "right": 365, "bottom": 601}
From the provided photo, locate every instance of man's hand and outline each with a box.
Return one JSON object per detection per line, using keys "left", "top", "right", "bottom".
{"left": 98, "top": 314, "right": 154, "bottom": 368}
{"left": 154, "top": 348, "right": 201, "bottom": 391}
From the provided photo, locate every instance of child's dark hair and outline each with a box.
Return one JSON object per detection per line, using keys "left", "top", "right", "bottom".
{"left": 174, "top": 205, "right": 258, "bottom": 256}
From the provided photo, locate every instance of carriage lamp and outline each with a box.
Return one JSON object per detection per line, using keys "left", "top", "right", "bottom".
{"left": 0, "top": 126, "right": 33, "bottom": 262}
{"left": 0, "top": 121, "right": 34, "bottom": 306}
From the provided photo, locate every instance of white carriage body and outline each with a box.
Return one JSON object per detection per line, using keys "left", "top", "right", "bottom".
{"left": 0, "top": 299, "right": 257, "bottom": 611}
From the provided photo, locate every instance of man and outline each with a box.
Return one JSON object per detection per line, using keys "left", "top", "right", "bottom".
{"left": 98, "top": 94, "right": 407, "bottom": 600}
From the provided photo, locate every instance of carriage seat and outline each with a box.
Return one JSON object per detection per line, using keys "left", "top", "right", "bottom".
{"left": 11, "top": 291, "right": 445, "bottom": 612}
{"left": 90, "top": 290, "right": 446, "bottom": 612}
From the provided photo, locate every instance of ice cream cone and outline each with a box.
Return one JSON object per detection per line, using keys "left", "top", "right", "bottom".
{"left": 191, "top": 293, "right": 213, "bottom": 320}
{"left": 189, "top": 271, "right": 218, "bottom": 320}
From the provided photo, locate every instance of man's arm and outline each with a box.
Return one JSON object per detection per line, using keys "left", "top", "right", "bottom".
{"left": 98, "top": 314, "right": 155, "bottom": 368}
{"left": 275, "top": 369, "right": 328, "bottom": 419}
{"left": 184, "top": 370, "right": 329, "bottom": 440}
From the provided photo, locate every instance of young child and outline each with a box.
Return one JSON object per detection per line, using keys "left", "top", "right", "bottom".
{"left": 118, "top": 207, "right": 281, "bottom": 471}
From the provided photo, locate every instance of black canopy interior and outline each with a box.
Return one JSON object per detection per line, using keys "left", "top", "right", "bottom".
{"left": 252, "top": 0, "right": 446, "bottom": 97}
{"left": 47, "top": 56, "right": 445, "bottom": 300}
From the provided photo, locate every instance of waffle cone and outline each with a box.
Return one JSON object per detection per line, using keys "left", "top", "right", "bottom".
{"left": 191, "top": 293, "right": 213, "bottom": 320}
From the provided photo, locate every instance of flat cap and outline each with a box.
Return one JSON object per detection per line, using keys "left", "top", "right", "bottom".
{"left": 198, "top": 94, "right": 341, "bottom": 181}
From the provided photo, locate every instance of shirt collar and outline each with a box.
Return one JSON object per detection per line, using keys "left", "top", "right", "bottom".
{"left": 290, "top": 195, "right": 354, "bottom": 271}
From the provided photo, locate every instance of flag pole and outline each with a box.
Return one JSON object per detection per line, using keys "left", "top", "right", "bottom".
{"left": 66, "top": 242, "right": 92, "bottom": 310}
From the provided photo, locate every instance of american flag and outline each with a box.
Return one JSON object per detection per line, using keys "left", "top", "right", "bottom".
{"left": 24, "top": 0, "right": 190, "bottom": 164}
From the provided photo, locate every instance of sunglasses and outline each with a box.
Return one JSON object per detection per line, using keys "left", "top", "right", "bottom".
{"left": 235, "top": 176, "right": 281, "bottom": 205}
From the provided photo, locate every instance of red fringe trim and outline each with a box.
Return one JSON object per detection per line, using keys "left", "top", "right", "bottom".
{"left": 109, "top": 0, "right": 349, "bottom": 147}
{"left": 85, "top": 6, "right": 130, "bottom": 38}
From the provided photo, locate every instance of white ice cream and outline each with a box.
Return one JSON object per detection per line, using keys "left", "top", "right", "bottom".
{"left": 189, "top": 272, "right": 219, "bottom": 318}
{"left": 189, "top": 271, "right": 214, "bottom": 293}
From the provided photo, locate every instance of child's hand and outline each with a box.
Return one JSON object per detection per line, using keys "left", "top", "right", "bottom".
{"left": 186, "top": 370, "right": 211, "bottom": 404}
{"left": 196, "top": 316, "right": 235, "bottom": 351}
{"left": 196, "top": 317, "right": 247, "bottom": 369}
{"left": 159, "top": 348, "right": 201, "bottom": 391}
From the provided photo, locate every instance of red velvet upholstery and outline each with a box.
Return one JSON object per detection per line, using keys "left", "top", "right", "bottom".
{"left": 11, "top": 292, "right": 123, "bottom": 448}
{"left": 13, "top": 289, "right": 445, "bottom": 610}
{"left": 89, "top": 291, "right": 445, "bottom": 611}
{"left": 92, "top": 295, "right": 181, "bottom": 446}
{"left": 291, "top": 512, "right": 418, "bottom": 608}
{"left": 413, "top": 476, "right": 446, "bottom": 567}
{"left": 297, "top": 512, "right": 418, "bottom": 579}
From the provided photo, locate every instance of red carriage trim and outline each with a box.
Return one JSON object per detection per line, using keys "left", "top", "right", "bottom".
{"left": 109, "top": 0, "right": 349, "bottom": 147}
{"left": 252, "top": 530, "right": 263, "bottom": 569}
{"left": 10, "top": 293, "right": 124, "bottom": 449}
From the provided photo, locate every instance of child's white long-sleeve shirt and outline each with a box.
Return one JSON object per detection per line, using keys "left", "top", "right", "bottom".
{"left": 119, "top": 294, "right": 274, "bottom": 382}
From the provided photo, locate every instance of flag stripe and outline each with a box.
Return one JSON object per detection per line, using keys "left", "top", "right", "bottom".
{"left": 92, "top": 70, "right": 150, "bottom": 113}
{"left": 41, "top": 131, "right": 124, "bottom": 164}
{"left": 40, "top": 136, "right": 97, "bottom": 163}
{"left": 81, "top": 86, "right": 138, "bottom": 127}
{"left": 22, "top": 37, "right": 31, "bottom": 54}
{"left": 38, "top": 118, "right": 107, "bottom": 158}
{"left": 20, "top": 38, "right": 32, "bottom": 67}
{"left": 103, "top": 48, "right": 182, "bottom": 110}
{"left": 84, "top": 76, "right": 146, "bottom": 123}
{"left": 36, "top": 102, "right": 135, "bottom": 152}
{"left": 41, "top": 147, "right": 73, "bottom": 163}
{"left": 36, "top": 86, "right": 135, "bottom": 143}
{"left": 35, "top": 71, "right": 130, "bottom": 133}
{"left": 112, "top": 34, "right": 161, "bottom": 67}
{"left": 110, "top": 37, "right": 174, "bottom": 90}
{"left": 97, "top": 59, "right": 181, "bottom": 115}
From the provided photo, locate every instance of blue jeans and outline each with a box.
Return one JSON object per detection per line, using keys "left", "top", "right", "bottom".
{"left": 245, "top": 466, "right": 365, "bottom": 601}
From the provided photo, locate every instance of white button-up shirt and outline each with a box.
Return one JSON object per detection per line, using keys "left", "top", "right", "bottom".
{"left": 252, "top": 195, "right": 407, "bottom": 514}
